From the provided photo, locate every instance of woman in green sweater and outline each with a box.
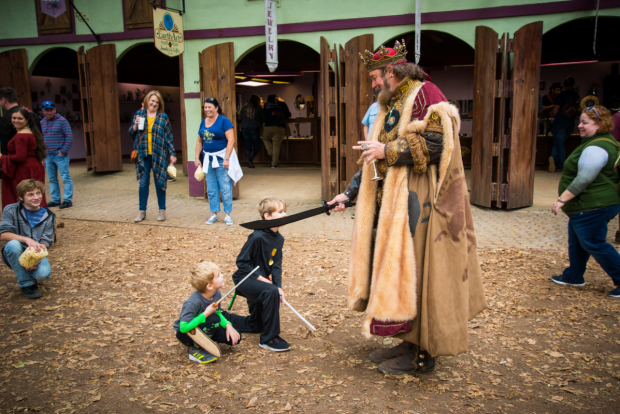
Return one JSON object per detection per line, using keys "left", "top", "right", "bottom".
{"left": 551, "top": 106, "right": 620, "bottom": 298}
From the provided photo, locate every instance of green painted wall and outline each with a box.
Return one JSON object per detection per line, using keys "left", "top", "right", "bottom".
{"left": 74, "top": 0, "right": 124, "bottom": 36}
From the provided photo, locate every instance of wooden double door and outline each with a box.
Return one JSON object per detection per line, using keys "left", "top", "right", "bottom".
{"left": 470, "top": 22, "right": 543, "bottom": 209}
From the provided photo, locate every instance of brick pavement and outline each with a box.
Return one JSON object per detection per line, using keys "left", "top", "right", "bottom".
{"left": 43, "top": 163, "right": 620, "bottom": 251}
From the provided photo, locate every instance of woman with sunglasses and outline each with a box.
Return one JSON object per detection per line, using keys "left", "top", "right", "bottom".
{"left": 195, "top": 97, "right": 242, "bottom": 225}
{"left": 551, "top": 105, "right": 620, "bottom": 298}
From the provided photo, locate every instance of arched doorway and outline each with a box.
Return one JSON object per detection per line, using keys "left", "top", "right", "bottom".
{"left": 116, "top": 43, "right": 183, "bottom": 162}
{"left": 234, "top": 40, "right": 322, "bottom": 202}
{"left": 30, "top": 47, "right": 86, "bottom": 161}
{"left": 538, "top": 17, "right": 620, "bottom": 168}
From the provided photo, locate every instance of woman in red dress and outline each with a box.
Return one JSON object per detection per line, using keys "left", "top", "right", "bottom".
{"left": 1, "top": 108, "right": 47, "bottom": 209}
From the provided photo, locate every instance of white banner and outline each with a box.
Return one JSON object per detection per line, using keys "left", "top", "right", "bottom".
{"left": 265, "top": 0, "right": 278, "bottom": 72}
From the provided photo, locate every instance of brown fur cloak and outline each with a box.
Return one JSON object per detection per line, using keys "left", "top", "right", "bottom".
{"left": 347, "top": 83, "right": 487, "bottom": 357}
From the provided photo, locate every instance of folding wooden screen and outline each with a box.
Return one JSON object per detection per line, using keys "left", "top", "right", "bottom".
{"left": 125, "top": 0, "right": 162, "bottom": 29}
{"left": 77, "top": 45, "right": 122, "bottom": 172}
{"left": 319, "top": 37, "right": 340, "bottom": 201}
{"left": 178, "top": 54, "right": 188, "bottom": 174}
{"left": 199, "top": 43, "right": 239, "bottom": 198}
{"left": 470, "top": 22, "right": 542, "bottom": 209}
{"left": 35, "top": 1, "right": 72, "bottom": 35}
{"left": 338, "top": 35, "right": 374, "bottom": 195}
{"left": 0, "top": 49, "right": 32, "bottom": 110}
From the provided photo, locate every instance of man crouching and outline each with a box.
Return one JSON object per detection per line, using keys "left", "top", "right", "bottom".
{"left": 0, "top": 179, "right": 55, "bottom": 299}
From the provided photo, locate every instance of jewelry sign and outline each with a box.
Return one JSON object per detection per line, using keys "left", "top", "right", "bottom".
{"left": 265, "top": 0, "right": 278, "bottom": 72}
{"left": 41, "top": 0, "right": 66, "bottom": 18}
{"left": 152, "top": 8, "right": 185, "bottom": 57}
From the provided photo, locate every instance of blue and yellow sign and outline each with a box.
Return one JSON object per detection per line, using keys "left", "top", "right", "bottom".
{"left": 152, "top": 8, "right": 184, "bottom": 57}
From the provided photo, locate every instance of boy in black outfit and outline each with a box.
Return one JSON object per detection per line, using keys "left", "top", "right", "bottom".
{"left": 232, "top": 196, "right": 290, "bottom": 351}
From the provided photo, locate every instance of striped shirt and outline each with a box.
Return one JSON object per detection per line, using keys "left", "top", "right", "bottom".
{"left": 41, "top": 114, "right": 72, "bottom": 155}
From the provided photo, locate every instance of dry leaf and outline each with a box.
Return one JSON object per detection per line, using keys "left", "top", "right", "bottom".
{"left": 90, "top": 394, "right": 101, "bottom": 402}
{"left": 246, "top": 396, "right": 257, "bottom": 408}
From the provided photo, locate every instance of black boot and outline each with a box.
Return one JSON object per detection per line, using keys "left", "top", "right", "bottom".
{"left": 246, "top": 152, "right": 255, "bottom": 168}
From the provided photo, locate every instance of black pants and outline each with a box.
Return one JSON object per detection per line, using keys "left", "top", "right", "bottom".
{"left": 176, "top": 311, "right": 254, "bottom": 347}
{"left": 235, "top": 278, "right": 281, "bottom": 343}
{"left": 242, "top": 127, "right": 261, "bottom": 161}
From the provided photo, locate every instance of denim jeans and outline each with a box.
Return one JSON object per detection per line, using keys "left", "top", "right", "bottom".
{"left": 205, "top": 164, "right": 233, "bottom": 214}
{"left": 139, "top": 155, "right": 166, "bottom": 211}
{"left": 1, "top": 240, "right": 51, "bottom": 288}
{"left": 45, "top": 154, "right": 73, "bottom": 203}
{"left": 550, "top": 118, "right": 576, "bottom": 171}
{"left": 242, "top": 127, "right": 262, "bottom": 161}
{"left": 561, "top": 205, "right": 620, "bottom": 286}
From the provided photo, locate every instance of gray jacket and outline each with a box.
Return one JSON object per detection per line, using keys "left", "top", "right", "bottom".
{"left": 0, "top": 202, "right": 56, "bottom": 248}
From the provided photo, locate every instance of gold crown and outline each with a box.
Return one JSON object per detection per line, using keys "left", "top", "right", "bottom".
{"left": 359, "top": 40, "right": 408, "bottom": 72}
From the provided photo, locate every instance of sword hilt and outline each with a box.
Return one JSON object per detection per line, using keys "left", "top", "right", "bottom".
{"left": 323, "top": 200, "right": 353, "bottom": 215}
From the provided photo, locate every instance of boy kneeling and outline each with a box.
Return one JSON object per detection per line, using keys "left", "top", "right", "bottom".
{"left": 174, "top": 261, "right": 253, "bottom": 364}
{"left": 0, "top": 179, "right": 55, "bottom": 299}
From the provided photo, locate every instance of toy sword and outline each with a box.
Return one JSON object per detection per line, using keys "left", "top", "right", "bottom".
{"left": 212, "top": 265, "right": 260, "bottom": 307}
{"left": 240, "top": 200, "right": 353, "bottom": 230}
{"left": 283, "top": 298, "right": 316, "bottom": 331}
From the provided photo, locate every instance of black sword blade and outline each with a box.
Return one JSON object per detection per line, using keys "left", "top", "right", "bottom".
{"left": 239, "top": 200, "right": 352, "bottom": 230}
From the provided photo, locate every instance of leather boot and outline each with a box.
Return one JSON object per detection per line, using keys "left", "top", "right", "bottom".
{"left": 134, "top": 211, "right": 146, "bottom": 223}
{"left": 378, "top": 346, "right": 436, "bottom": 376}
{"left": 157, "top": 209, "right": 166, "bottom": 221}
{"left": 369, "top": 341, "right": 415, "bottom": 364}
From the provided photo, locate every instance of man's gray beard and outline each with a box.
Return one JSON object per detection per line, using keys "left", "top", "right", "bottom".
{"left": 376, "top": 74, "right": 395, "bottom": 105}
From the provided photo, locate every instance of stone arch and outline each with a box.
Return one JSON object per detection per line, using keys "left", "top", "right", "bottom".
{"left": 28, "top": 45, "right": 80, "bottom": 76}
{"left": 378, "top": 30, "right": 475, "bottom": 67}
{"left": 235, "top": 39, "right": 321, "bottom": 73}
{"left": 542, "top": 16, "right": 620, "bottom": 62}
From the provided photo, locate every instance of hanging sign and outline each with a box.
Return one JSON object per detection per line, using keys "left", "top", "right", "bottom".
{"left": 41, "top": 0, "right": 67, "bottom": 18}
{"left": 152, "top": 8, "right": 185, "bottom": 57}
{"left": 265, "top": 0, "right": 278, "bottom": 72}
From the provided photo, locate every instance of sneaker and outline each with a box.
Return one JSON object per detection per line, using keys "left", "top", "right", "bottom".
{"left": 205, "top": 215, "right": 218, "bottom": 225}
{"left": 551, "top": 275, "right": 585, "bottom": 287}
{"left": 224, "top": 216, "right": 233, "bottom": 226}
{"left": 609, "top": 287, "right": 620, "bottom": 298}
{"left": 189, "top": 346, "right": 217, "bottom": 364}
{"left": 59, "top": 201, "right": 73, "bottom": 209}
{"left": 259, "top": 336, "right": 291, "bottom": 352}
{"left": 548, "top": 156, "right": 555, "bottom": 173}
{"left": 21, "top": 284, "right": 42, "bottom": 299}
{"left": 46, "top": 201, "right": 60, "bottom": 208}
{"left": 271, "top": 164, "right": 281, "bottom": 169}
{"left": 167, "top": 175, "right": 176, "bottom": 182}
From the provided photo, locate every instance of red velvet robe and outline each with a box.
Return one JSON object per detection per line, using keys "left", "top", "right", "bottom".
{"left": 1, "top": 133, "right": 47, "bottom": 209}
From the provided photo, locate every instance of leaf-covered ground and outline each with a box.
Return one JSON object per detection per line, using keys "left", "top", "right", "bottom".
{"left": 0, "top": 220, "right": 619, "bottom": 414}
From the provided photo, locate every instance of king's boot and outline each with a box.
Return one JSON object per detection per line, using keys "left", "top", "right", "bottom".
{"left": 377, "top": 344, "right": 436, "bottom": 376}
{"left": 369, "top": 341, "right": 414, "bottom": 364}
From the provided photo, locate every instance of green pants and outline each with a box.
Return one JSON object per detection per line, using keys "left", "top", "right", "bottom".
{"left": 262, "top": 126, "right": 285, "bottom": 167}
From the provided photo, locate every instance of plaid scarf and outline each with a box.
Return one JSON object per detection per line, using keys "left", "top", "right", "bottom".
{"left": 130, "top": 109, "right": 176, "bottom": 191}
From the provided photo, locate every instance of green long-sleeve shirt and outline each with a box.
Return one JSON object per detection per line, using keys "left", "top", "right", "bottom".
{"left": 179, "top": 310, "right": 231, "bottom": 333}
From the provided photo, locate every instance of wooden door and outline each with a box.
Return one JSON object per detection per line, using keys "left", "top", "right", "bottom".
{"left": 179, "top": 54, "right": 188, "bottom": 174}
{"left": 0, "top": 49, "right": 32, "bottom": 110}
{"left": 505, "top": 21, "right": 543, "bottom": 209}
{"left": 470, "top": 27, "right": 509, "bottom": 208}
{"left": 77, "top": 45, "right": 122, "bottom": 172}
{"left": 339, "top": 34, "right": 373, "bottom": 191}
{"left": 319, "top": 37, "right": 340, "bottom": 201}
{"left": 199, "top": 43, "right": 239, "bottom": 198}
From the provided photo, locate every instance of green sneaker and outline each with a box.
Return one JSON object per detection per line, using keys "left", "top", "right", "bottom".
{"left": 189, "top": 346, "right": 217, "bottom": 364}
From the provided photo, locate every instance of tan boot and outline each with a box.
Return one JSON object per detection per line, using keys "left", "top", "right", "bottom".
{"left": 157, "top": 209, "right": 166, "bottom": 221}
{"left": 134, "top": 210, "right": 146, "bottom": 223}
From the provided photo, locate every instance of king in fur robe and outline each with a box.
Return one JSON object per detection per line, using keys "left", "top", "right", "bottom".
{"left": 336, "top": 50, "right": 487, "bottom": 376}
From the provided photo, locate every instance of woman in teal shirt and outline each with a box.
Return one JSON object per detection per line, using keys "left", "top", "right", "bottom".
{"left": 551, "top": 106, "right": 620, "bottom": 298}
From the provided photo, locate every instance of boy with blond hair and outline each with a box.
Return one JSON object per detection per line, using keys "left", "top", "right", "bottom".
{"left": 174, "top": 261, "right": 253, "bottom": 364}
{"left": 232, "top": 196, "right": 290, "bottom": 351}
